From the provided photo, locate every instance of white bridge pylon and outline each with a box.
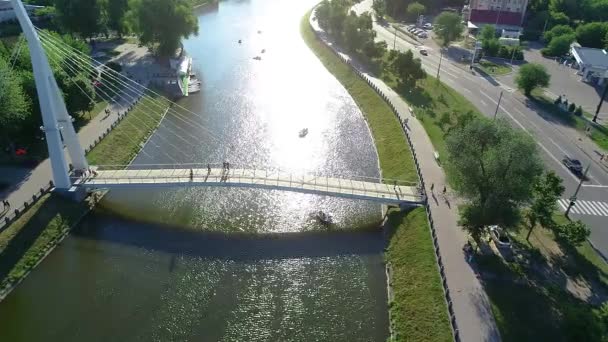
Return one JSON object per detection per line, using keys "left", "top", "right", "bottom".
{"left": 12, "top": 0, "right": 88, "bottom": 190}
{"left": 76, "top": 166, "right": 424, "bottom": 205}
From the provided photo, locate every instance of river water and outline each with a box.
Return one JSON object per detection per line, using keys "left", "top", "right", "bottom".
{"left": 0, "top": 0, "right": 389, "bottom": 340}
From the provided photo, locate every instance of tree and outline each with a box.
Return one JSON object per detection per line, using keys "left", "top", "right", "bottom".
{"left": 433, "top": 11, "right": 463, "bottom": 47}
{"left": 542, "top": 34, "right": 575, "bottom": 56}
{"left": 62, "top": 73, "right": 95, "bottom": 115}
{"left": 554, "top": 220, "right": 590, "bottom": 246}
{"left": 0, "top": 58, "right": 30, "bottom": 146}
{"left": 516, "top": 63, "right": 551, "bottom": 95}
{"left": 390, "top": 49, "right": 426, "bottom": 89}
{"left": 479, "top": 24, "right": 496, "bottom": 43}
{"left": 129, "top": 0, "right": 199, "bottom": 57}
{"left": 372, "top": 0, "right": 386, "bottom": 19}
{"left": 446, "top": 117, "right": 543, "bottom": 242}
{"left": 482, "top": 38, "right": 500, "bottom": 57}
{"left": 543, "top": 24, "right": 574, "bottom": 42}
{"left": 106, "top": 0, "right": 130, "bottom": 37}
{"left": 406, "top": 2, "right": 425, "bottom": 21}
{"left": 526, "top": 171, "right": 564, "bottom": 240}
{"left": 576, "top": 22, "right": 608, "bottom": 48}
{"left": 549, "top": 11, "right": 570, "bottom": 26}
{"left": 54, "top": 0, "right": 103, "bottom": 38}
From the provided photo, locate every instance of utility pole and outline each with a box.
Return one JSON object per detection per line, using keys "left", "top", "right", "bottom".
{"left": 437, "top": 49, "right": 443, "bottom": 80}
{"left": 593, "top": 81, "right": 608, "bottom": 122}
{"left": 565, "top": 163, "right": 591, "bottom": 217}
{"left": 393, "top": 26, "right": 397, "bottom": 50}
{"left": 494, "top": 91, "right": 503, "bottom": 119}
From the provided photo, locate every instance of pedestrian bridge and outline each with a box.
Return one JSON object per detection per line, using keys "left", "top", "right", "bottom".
{"left": 74, "top": 166, "right": 423, "bottom": 205}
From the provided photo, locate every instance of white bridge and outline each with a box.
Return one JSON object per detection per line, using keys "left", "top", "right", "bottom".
{"left": 10, "top": 0, "right": 422, "bottom": 206}
{"left": 75, "top": 166, "right": 423, "bottom": 205}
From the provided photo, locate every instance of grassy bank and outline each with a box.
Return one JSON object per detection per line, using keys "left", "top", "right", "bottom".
{"left": 0, "top": 90, "right": 171, "bottom": 293}
{"left": 302, "top": 11, "right": 451, "bottom": 341}
{"left": 386, "top": 208, "right": 453, "bottom": 342}
{"left": 0, "top": 194, "right": 89, "bottom": 293}
{"left": 478, "top": 60, "right": 512, "bottom": 76}
{"left": 301, "top": 12, "right": 417, "bottom": 183}
{"left": 87, "top": 93, "right": 170, "bottom": 165}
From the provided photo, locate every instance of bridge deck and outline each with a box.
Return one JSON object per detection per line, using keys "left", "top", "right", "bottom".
{"left": 76, "top": 168, "right": 423, "bottom": 204}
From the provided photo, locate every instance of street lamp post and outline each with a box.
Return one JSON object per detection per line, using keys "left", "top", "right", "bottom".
{"left": 494, "top": 91, "right": 503, "bottom": 119}
{"left": 565, "top": 163, "right": 591, "bottom": 217}
{"left": 393, "top": 26, "right": 397, "bottom": 50}
{"left": 593, "top": 81, "right": 608, "bottom": 122}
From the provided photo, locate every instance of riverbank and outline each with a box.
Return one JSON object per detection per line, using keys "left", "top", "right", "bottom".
{"left": 0, "top": 89, "right": 171, "bottom": 299}
{"left": 301, "top": 11, "right": 452, "bottom": 341}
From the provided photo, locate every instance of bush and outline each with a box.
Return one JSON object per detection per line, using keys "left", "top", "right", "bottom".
{"left": 568, "top": 102, "right": 576, "bottom": 112}
{"left": 543, "top": 24, "right": 574, "bottom": 42}
{"left": 574, "top": 106, "right": 583, "bottom": 116}
{"left": 516, "top": 63, "right": 551, "bottom": 95}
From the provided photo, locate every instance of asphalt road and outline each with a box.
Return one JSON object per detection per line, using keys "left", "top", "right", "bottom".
{"left": 352, "top": 1, "right": 608, "bottom": 257}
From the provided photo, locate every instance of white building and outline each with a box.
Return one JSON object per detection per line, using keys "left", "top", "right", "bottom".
{"left": 0, "top": 0, "right": 43, "bottom": 23}
{"left": 571, "top": 44, "right": 608, "bottom": 85}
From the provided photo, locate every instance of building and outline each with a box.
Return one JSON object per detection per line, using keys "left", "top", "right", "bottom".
{"left": 0, "top": 0, "right": 43, "bottom": 23}
{"left": 571, "top": 44, "right": 608, "bottom": 85}
{"left": 466, "top": 0, "right": 529, "bottom": 31}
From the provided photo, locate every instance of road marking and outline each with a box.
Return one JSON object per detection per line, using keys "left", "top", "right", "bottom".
{"left": 582, "top": 184, "right": 608, "bottom": 188}
{"left": 559, "top": 199, "right": 608, "bottom": 217}
{"left": 463, "top": 88, "right": 472, "bottom": 94}
{"left": 480, "top": 99, "right": 487, "bottom": 107}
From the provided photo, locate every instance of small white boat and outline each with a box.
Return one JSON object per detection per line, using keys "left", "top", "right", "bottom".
{"left": 299, "top": 128, "right": 308, "bottom": 138}
{"left": 316, "top": 211, "right": 333, "bottom": 224}
{"left": 253, "top": 56, "right": 262, "bottom": 60}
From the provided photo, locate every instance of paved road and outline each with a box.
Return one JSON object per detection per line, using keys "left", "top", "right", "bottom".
{"left": 353, "top": 0, "right": 608, "bottom": 257}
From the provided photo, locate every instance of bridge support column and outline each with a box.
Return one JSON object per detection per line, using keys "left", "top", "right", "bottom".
{"left": 11, "top": 0, "right": 88, "bottom": 190}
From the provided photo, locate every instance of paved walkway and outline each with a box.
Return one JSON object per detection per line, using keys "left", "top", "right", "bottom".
{"left": 311, "top": 11, "right": 501, "bottom": 342}
{"left": 0, "top": 43, "right": 151, "bottom": 213}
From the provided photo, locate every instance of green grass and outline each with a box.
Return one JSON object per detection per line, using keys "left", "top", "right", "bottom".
{"left": 382, "top": 74, "right": 483, "bottom": 162}
{"left": 477, "top": 212, "right": 608, "bottom": 341}
{"left": 302, "top": 11, "right": 451, "bottom": 341}
{"left": 87, "top": 93, "right": 170, "bottom": 166}
{"left": 386, "top": 208, "right": 453, "bottom": 342}
{"left": 530, "top": 90, "right": 608, "bottom": 151}
{"left": 0, "top": 194, "right": 89, "bottom": 291}
{"left": 301, "top": 12, "right": 417, "bottom": 183}
{"left": 478, "top": 60, "right": 512, "bottom": 76}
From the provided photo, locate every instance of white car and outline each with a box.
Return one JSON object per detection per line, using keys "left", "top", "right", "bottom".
{"left": 423, "top": 23, "right": 432, "bottom": 29}
{"left": 489, "top": 226, "right": 512, "bottom": 250}
{"left": 417, "top": 32, "right": 428, "bottom": 38}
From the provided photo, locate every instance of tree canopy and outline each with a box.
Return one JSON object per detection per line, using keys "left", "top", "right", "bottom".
{"left": 446, "top": 117, "right": 543, "bottom": 240}
{"left": 54, "top": 0, "right": 103, "bottom": 38}
{"left": 516, "top": 63, "right": 551, "bottom": 95}
{"left": 526, "top": 171, "right": 565, "bottom": 240}
{"left": 0, "top": 58, "right": 30, "bottom": 145}
{"left": 389, "top": 49, "right": 426, "bottom": 89}
{"left": 129, "top": 0, "right": 199, "bottom": 57}
{"left": 406, "top": 2, "right": 425, "bottom": 21}
{"left": 433, "top": 12, "right": 463, "bottom": 47}
{"left": 576, "top": 22, "right": 608, "bottom": 49}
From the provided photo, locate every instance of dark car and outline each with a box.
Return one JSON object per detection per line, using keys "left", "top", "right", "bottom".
{"left": 562, "top": 156, "right": 583, "bottom": 175}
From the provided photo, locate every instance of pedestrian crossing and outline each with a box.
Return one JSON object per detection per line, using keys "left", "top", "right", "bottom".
{"left": 557, "top": 199, "right": 608, "bottom": 217}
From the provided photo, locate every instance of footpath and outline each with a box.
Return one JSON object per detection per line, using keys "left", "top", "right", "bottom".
{"left": 310, "top": 10, "right": 501, "bottom": 342}
{"left": 0, "top": 43, "right": 151, "bottom": 227}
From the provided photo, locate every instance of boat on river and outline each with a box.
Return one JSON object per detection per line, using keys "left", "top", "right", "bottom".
{"left": 299, "top": 128, "right": 308, "bottom": 137}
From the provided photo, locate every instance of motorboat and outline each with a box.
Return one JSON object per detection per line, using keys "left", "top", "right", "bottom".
{"left": 316, "top": 211, "right": 333, "bottom": 225}
{"left": 253, "top": 56, "right": 262, "bottom": 60}
{"left": 299, "top": 128, "right": 308, "bottom": 137}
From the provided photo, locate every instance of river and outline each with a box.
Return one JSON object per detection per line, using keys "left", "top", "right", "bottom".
{"left": 0, "top": 0, "right": 389, "bottom": 340}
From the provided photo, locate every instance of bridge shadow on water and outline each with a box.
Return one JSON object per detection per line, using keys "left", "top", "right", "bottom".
{"left": 72, "top": 212, "right": 386, "bottom": 262}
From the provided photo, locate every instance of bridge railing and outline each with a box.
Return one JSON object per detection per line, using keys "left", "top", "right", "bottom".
{"left": 89, "top": 163, "right": 420, "bottom": 188}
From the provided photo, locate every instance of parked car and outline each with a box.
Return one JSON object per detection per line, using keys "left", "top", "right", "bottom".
{"left": 408, "top": 26, "right": 416, "bottom": 32}
{"left": 489, "top": 226, "right": 511, "bottom": 250}
{"left": 417, "top": 32, "right": 428, "bottom": 38}
{"left": 562, "top": 156, "right": 583, "bottom": 175}
{"left": 423, "top": 23, "right": 432, "bottom": 29}
{"left": 419, "top": 48, "right": 428, "bottom": 55}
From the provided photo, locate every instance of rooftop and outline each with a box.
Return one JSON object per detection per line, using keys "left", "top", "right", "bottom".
{"left": 571, "top": 45, "right": 608, "bottom": 69}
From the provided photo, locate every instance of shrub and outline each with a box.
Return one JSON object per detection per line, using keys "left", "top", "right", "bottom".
{"left": 568, "top": 102, "right": 576, "bottom": 112}
{"left": 574, "top": 106, "right": 583, "bottom": 116}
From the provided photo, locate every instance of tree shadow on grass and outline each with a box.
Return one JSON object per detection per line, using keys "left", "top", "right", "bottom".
{"left": 0, "top": 194, "right": 88, "bottom": 284}
{"left": 394, "top": 84, "right": 433, "bottom": 109}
